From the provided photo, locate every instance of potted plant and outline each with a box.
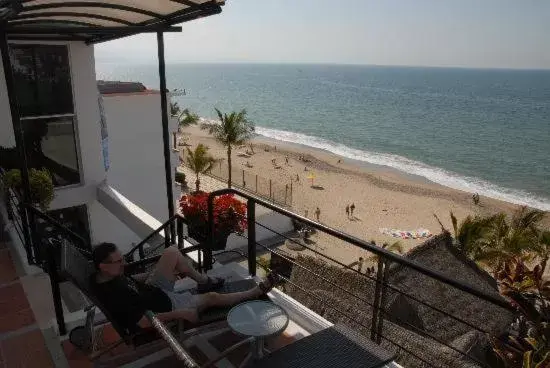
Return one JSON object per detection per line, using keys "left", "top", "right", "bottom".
{"left": 179, "top": 191, "right": 247, "bottom": 251}
{"left": 2, "top": 168, "right": 54, "bottom": 210}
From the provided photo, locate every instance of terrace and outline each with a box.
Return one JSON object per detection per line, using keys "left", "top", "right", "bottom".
{"left": 0, "top": 1, "right": 514, "bottom": 367}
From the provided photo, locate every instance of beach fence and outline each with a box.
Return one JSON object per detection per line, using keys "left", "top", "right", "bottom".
{"left": 182, "top": 161, "right": 293, "bottom": 207}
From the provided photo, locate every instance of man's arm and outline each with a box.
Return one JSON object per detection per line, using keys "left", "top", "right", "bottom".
{"left": 137, "top": 309, "right": 197, "bottom": 329}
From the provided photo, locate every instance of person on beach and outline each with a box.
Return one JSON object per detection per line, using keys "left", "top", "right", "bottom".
{"left": 315, "top": 207, "right": 321, "bottom": 222}
{"left": 285, "top": 156, "right": 289, "bottom": 165}
{"left": 350, "top": 203, "right": 355, "bottom": 218}
{"left": 345, "top": 204, "right": 350, "bottom": 218}
{"left": 304, "top": 166, "right": 308, "bottom": 171}
{"left": 91, "top": 243, "right": 278, "bottom": 331}
{"left": 296, "top": 174, "right": 300, "bottom": 182}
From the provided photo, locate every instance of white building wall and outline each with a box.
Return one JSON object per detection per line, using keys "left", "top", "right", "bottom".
{"left": 0, "top": 41, "right": 118, "bottom": 246}
{"left": 87, "top": 200, "right": 141, "bottom": 253}
{"left": 100, "top": 92, "right": 179, "bottom": 222}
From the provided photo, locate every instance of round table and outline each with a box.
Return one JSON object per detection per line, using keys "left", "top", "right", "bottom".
{"left": 227, "top": 300, "right": 289, "bottom": 364}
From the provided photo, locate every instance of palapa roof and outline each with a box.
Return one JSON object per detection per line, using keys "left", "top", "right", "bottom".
{"left": 286, "top": 232, "right": 515, "bottom": 368}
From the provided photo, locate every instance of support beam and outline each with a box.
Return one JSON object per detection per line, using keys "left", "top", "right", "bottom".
{"left": 156, "top": 31, "right": 176, "bottom": 243}
{"left": 0, "top": 32, "right": 33, "bottom": 264}
{"left": 5, "top": 25, "right": 182, "bottom": 34}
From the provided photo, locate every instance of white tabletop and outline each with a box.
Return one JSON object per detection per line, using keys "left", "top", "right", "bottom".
{"left": 227, "top": 300, "right": 289, "bottom": 338}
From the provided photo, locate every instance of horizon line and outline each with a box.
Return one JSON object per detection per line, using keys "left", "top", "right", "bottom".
{"left": 94, "top": 60, "right": 550, "bottom": 72}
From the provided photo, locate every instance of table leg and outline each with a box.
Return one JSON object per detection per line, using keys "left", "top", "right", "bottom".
{"left": 252, "top": 337, "right": 265, "bottom": 359}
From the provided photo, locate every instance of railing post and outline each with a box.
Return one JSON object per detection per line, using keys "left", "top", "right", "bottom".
{"left": 242, "top": 170, "right": 245, "bottom": 187}
{"left": 358, "top": 257, "right": 364, "bottom": 273}
{"left": 205, "top": 194, "right": 215, "bottom": 271}
{"left": 46, "top": 241, "right": 66, "bottom": 335}
{"left": 247, "top": 199, "right": 256, "bottom": 276}
{"left": 269, "top": 180, "right": 272, "bottom": 201}
{"left": 370, "top": 252, "right": 384, "bottom": 341}
{"left": 285, "top": 184, "right": 288, "bottom": 205}
{"left": 177, "top": 217, "right": 184, "bottom": 249}
{"left": 255, "top": 175, "right": 258, "bottom": 192}
{"left": 376, "top": 260, "right": 390, "bottom": 344}
{"left": 290, "top": 181, "right": 293, "bottom": 206}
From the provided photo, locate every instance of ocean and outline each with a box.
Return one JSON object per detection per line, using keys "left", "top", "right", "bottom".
{"left": 95, "top": 63, "right": 550, "bottom": 211}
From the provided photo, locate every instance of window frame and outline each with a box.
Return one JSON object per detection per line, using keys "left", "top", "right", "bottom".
{"left": 10, "top": 42, "right": 83, "bottom": 188}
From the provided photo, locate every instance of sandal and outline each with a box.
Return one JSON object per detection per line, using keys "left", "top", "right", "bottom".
{"left": 197, "top": 277, "right": 225, "bottom": 293}
{"left": 259, "top": 272, "right": 281, "bottom": 295}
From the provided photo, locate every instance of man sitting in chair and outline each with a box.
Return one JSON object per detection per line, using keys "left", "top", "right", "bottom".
{"left": 91, "top": 242, "right": 276, "bottom": 332}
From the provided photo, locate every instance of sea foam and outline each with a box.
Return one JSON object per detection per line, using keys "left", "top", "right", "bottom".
{"left": 254, "top": 126, "right": 550, "bottom": 212}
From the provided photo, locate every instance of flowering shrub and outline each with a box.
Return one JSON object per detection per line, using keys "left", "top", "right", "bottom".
{"left": 179, "top": 191, "right": 247, "bottom": 238}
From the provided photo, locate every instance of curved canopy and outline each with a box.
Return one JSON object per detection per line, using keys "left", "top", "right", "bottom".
{"left": 0, "top": 0, "right": 224, "bottom": 43}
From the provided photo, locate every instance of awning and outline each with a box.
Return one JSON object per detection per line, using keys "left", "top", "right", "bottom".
{"left": 0, "top": 0, "right": 224, "bottom": 43}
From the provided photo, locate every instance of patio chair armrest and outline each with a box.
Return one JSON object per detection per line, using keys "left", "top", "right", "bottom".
{"left": 145, "top": 311, "right": 199, "bottom": 367}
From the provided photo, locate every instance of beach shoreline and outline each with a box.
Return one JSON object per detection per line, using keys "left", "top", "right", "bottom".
{"left": 178, "top": 124, "right": 549, "bottom": 265}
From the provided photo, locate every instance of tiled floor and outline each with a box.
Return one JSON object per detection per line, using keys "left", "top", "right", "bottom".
{"left": 0, "top": 241, "right": 54, "bottom": 368}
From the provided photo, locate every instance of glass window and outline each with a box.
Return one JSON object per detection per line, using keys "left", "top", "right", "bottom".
{"left": 9, "top": 44, "right": 80, "bottom": 187}
{"left": 22, "top": 117, "right": 80, "bottom": 186}
{"left": 10, "top": 44, "right": 73, "bottom": 117}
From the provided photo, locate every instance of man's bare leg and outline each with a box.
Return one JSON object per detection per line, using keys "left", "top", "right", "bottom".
{"left": 195, "top": 288, "right": 263, "bottom": 312}
{"left": 150, "top": 246, "right": 208, "bottom": 283}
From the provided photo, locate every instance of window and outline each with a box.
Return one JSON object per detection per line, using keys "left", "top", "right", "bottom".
{"left": 10, "top": 44, "right": 80, "bottom": 186}
{"left": 10, "top": 45, "right": 73, "bottom": 116}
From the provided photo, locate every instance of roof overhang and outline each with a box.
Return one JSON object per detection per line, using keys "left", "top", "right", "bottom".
{"left": 0, "top": 0, "right": 224, "bottom": 44}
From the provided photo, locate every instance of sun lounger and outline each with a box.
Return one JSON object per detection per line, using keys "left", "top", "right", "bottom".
{"left": 58, "top": 241, "right": 256, "bottom": 366}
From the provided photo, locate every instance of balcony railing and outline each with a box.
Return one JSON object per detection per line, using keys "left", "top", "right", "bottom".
{"left": 0, "top": 177, "right": 516, "bottom": 367}
{"left": 203, "top": 188, "right": 515, "bottom": 368}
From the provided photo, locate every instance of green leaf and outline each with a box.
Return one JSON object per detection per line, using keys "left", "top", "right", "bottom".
{"left": 523, "top": 350, "right": 533, "bottom": 368}
{"left": 525, "top": 337, "right": 538, "bottom": 350}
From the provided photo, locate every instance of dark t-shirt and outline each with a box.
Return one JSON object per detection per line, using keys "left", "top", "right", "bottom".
{"left": 91, "top": 274, "right": 172, "bottom": 333}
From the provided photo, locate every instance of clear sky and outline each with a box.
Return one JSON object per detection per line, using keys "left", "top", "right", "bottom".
{"left": 95, "top": 0, "right": 550, "bottom": 69}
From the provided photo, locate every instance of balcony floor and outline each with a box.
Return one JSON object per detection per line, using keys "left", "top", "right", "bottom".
{"left": 0, "top": 239, "right": 54, "bottom": 368}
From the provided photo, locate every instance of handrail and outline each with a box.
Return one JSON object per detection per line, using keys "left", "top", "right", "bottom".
{"left": 124, "top": 214, "right": 179, "bottom": 259}
{"left": 25, "top": 204, "right": 90, "bottom": 250}
{"left": 207, "top": 187, "right": 514, "bottom": 311}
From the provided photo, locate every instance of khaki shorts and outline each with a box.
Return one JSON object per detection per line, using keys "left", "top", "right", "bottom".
{"left": 146, "top": 271, "right": 201, "bottom": 310}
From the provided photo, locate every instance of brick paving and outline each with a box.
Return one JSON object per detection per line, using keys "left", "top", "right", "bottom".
{"left": 0, "top": 240, "right": 54, "bottom": 368}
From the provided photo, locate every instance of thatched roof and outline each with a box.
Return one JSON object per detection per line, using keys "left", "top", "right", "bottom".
{"left": 387, "top": 231, "right": 513, "bottom": 342}
{"left": 286, "top": 232, "right": 515, "bottom": 368}
{"left": 293, "top": 289, "right": 485, "bottom": 368}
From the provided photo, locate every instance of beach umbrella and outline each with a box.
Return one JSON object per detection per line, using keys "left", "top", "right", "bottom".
{"left": 307, "top": 172, "right": 315, "bottom": 186}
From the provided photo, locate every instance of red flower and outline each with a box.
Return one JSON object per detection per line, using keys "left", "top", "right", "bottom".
{"left": 179, "top": 191, "right": 247, "bottom": 235}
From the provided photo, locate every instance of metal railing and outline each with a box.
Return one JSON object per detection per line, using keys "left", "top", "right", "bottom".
{"left": 180, "top": 161, "right": 293, "bottom": 207}
{"left": 204, "top": 188, "right": 514, "bottom": 368}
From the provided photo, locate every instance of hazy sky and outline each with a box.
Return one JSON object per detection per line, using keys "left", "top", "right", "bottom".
{"left": 95, "top": 0, "right": 550, "bottom": 69}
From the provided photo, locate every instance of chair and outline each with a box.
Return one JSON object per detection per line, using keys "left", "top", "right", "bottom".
{"left": 58, "top": 241, "right": 255, "bottom": 366}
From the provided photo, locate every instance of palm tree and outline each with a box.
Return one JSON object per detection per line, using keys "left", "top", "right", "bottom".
{"left": 185, "top": 144, "right": 217, "bottom": 192}
{"left": 170, "top": 101, "right": 181, "bottom": 117}
{"left": 178, "top": 108, "right": 199, "bottom": 132}
{"left": 450, "top": 207, "right": 547, "bottom": 271}
{"left": 201, "top": 108, "right": 254, "bottom": 187}
{"left": 368, "top": 241, "right": 404, "bottom": 263}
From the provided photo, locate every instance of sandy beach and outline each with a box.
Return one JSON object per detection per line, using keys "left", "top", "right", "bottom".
{"left": 178, "top": 124, "right": 549, "bottom": 267}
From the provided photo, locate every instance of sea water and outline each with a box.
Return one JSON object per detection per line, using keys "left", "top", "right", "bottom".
{"left": 96, "top": 63, "right": 550, "bottom": 211}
